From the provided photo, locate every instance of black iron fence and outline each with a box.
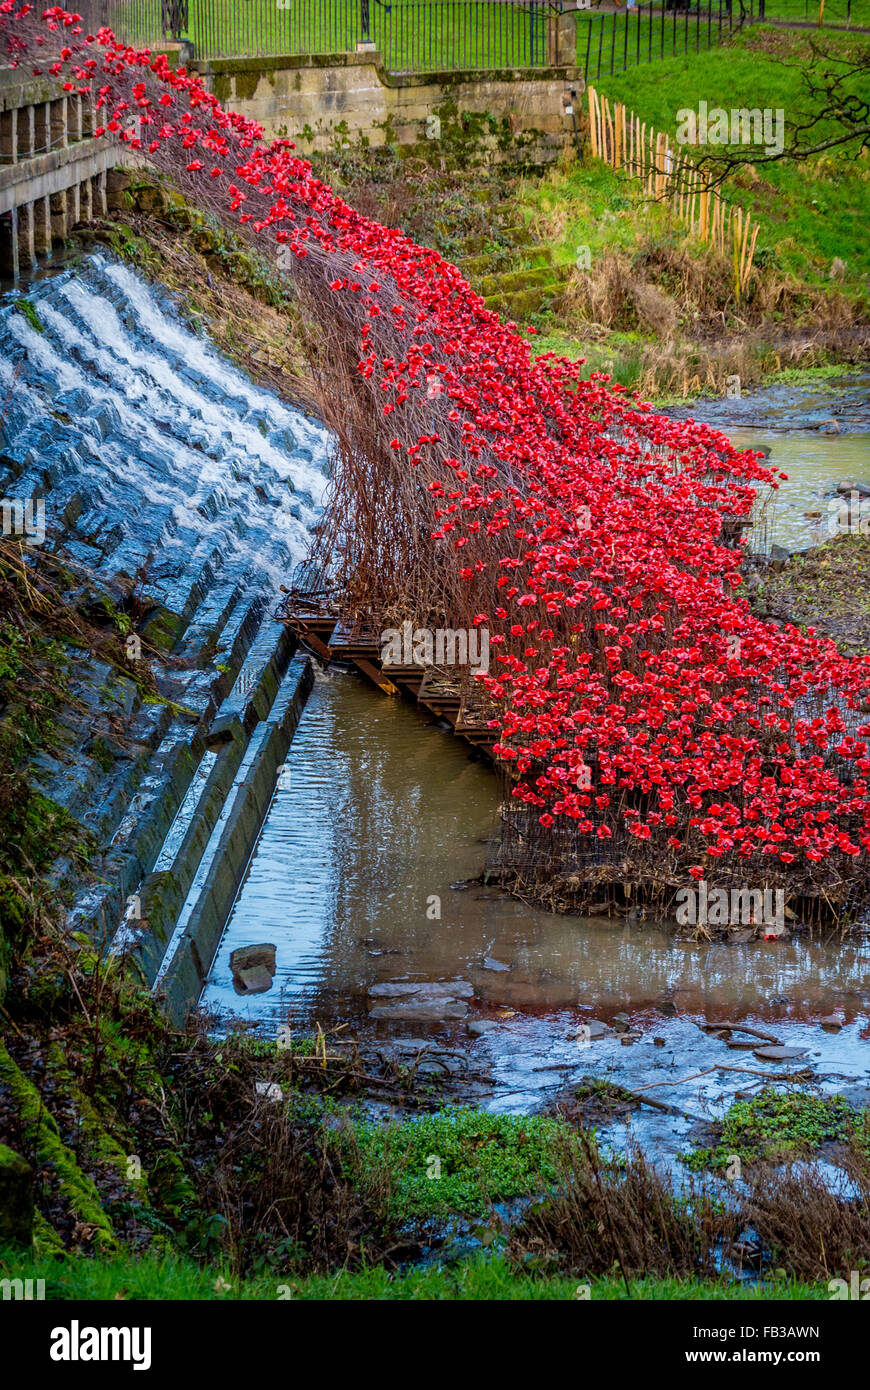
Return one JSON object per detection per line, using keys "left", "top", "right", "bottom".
{"left": 580, "top": 1, "right": 737, "bottom": 80}
{"left": 577, "top": 0, "right": 866, "bottom": 80}
{"left": 71, "top": 0, "right": 870, "bottom": 72}
{"left": 75, "top": 0, "right": 570, "bottom": 69}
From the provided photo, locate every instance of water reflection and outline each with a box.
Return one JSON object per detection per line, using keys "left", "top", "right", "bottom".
{"left": 201, "top": 667, "right": 870, "bottom": 1038}
{"left": 673, "top": 372, "right": 870, "bottom": 551}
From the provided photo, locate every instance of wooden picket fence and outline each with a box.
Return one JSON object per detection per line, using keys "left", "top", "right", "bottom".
{"left": 587, "top": 85, "right": 760, "bottom": 301}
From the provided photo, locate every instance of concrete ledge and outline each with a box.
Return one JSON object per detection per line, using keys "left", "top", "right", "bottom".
{"left": 157, "top": 654, "right": 315, "bottom": 1025}
{"left": 134, "top": 722, "right": 248, "bottom": 984}
{"left": 193, "top": 51, "right": 583, "bottom": 87}
{"left": 65, "top": 730, "right": 202, "bottom": 946}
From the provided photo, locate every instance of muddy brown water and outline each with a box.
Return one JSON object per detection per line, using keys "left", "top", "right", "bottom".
{"left": 201, "top": 666, "right": 870, "bottom": 1151}
{"left": 200, "top": 382, "right": 870, "bottom": 1154}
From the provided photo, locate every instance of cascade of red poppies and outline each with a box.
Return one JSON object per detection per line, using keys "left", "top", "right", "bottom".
{"left": 5, "top": 4, "right": 870, "bottom": 914}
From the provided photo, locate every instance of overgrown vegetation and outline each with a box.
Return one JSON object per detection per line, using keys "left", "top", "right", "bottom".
{"left": 684, "top": 1088, "right": 861, "bottom": 1170}
{"left": 4, "top": 921, "right": 870, "bottom": 1293}
{"left": 352, "top": 1107, "right": 564, "bottom": 1219}
{"left": 754, "top": 535, "right": 870, "bottom": 656}
{"left": 525, "top": 28, "right": 870, "bottom": 399}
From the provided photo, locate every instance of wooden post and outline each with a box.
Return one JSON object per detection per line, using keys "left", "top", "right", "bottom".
{"left": 743, "top": 221, "right": 760, "bottom": 293}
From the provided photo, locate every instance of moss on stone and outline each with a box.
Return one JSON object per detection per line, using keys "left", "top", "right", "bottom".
{"left": 0, "top": 1043, "right": 117, "bottom": 1250}
{"left": 0, "top": 1144, "right": 33, "bottom": 1247}
{"left": 44, "top": 1044, "right": 148, "bottom": 1199}
{"left": 139, "top": 607, "right": 186, "bottom": 653}
{"left": 233, "top": 70, "right": 261, "bottom": 102}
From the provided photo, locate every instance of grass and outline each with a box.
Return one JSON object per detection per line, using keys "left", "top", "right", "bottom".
{"left": 754, "top": 0, "right": 870, "bottom": 19}
{"left": 577, "top": 1, "right": 870, "bottom": 84}
{"left": 352, "top": 1107, "right": 566, "bottom": 1218}
{"left": 684, "top": 1089, "right": 861, "bottom": 1170}
{"left": 0, "top": 1246, "right": 828, "bottom": 1300}
{"left": 593, "top": 27, "right": 870, "bottom": 288}
{"left": 513, "top": 25, "right": 869, "bottom": 398}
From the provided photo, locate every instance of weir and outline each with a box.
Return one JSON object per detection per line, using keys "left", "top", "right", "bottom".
{"left": 0, "top": 252, "right": 330, "bottom": 1021}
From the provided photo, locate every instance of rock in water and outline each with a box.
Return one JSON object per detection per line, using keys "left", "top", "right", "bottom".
{"left": 369, "top": 980, "right": 474, "bottom": 998}
{"left": 231, "top": 943, "right": 277, "bottom": 994}
{"left": 468, "top": 1019, "right": 498, "bottom": 1036}
{"left": 230, "top": 943, "right": 276, "bottom": 973}
{"left": 236, "top": 965, "right": 275, "bottom": 994}
{"left": 369, "top": 1000, "right": 469, "bottom": 1022}
{"left": 577, "top": 1019, "right": 610, "bottom": 1041}
{"left": 368, "top": 979, "right": 474, "bottom": 1022}
{"left": 753, "top": 1046, "right": 808, "bottom": 1062}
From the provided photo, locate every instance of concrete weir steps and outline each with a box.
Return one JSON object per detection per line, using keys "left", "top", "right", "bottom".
{"left": 0, "top": 254, "right": 330, "bottom": 1020}
{"left": 149, "top": 651, "right": 314, "bottom": 1025}
{"left": 102, "top": 607, "right": 313, "bottom": 1007}
{"left": 99, "top": 567, "right": 312, "bottom": 1008}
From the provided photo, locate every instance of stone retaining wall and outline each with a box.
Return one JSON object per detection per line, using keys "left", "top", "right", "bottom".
{"left": 191, "top": 52, "right": 584, "bottom": 162}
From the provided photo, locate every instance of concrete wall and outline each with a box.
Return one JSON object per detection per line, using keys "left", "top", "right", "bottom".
{"left": 192, "top": 52, "right": 584, "bottom": 162}
{"left": 0, "top": 47, "right": 583, "bottom": 275}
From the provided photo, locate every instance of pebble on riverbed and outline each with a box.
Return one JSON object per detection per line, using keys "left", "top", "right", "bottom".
{"left": 468, "top": 1019, "right": 499, "bottom": 1037}
{"left": 575, "top": 1019, "right": 611, "bottom": 1041}
{"left": 753, "top": 1045, "right": 809, "bottom": 1062}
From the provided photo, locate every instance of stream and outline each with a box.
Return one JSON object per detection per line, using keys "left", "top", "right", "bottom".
{"left": 200, "top": 368, "right": 870, "bottom": 1161}
{"left": 6, "top": 252, "right": 870, "bottom": 1167}
{"left": 201, "top": 665, "right": 870, "bottom": 1164}
{"left": 670, "top": 372, "right": 870, "bottom": 551}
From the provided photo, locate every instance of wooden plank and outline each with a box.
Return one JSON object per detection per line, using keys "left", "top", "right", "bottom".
{"left": 352, "top": 656, "right": 400, "bottom": 695}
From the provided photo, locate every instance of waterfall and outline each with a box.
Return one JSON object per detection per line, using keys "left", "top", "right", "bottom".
{"left": 0, "top": 252, "right": 330, "bottom": 596}
{"left": 0, "top": 250, "right": 333, "bottom": 1004}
